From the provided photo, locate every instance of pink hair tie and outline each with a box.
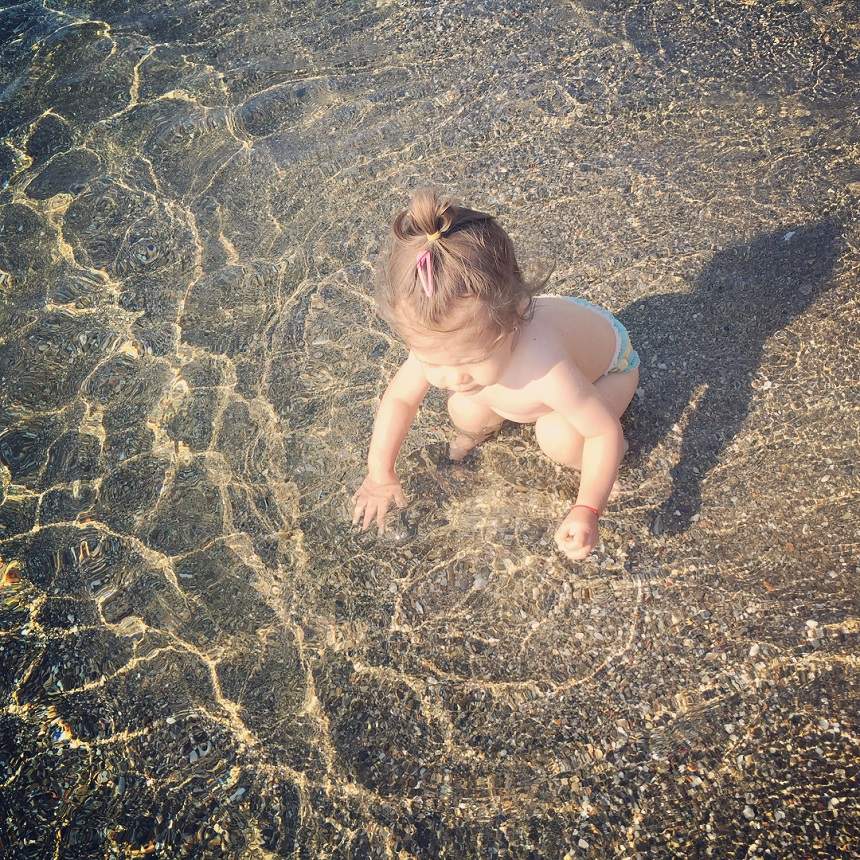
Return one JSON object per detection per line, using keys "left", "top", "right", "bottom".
{"left": 416, "top": 249, "right": 434, "bottom": 298}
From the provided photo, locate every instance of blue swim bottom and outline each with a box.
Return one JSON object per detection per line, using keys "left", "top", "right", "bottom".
{"left": 563, "top": 296, "right": 640, "bottom": 376}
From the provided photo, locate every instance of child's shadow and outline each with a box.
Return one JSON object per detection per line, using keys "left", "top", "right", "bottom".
{"left": 618, "top": 216, "right": 845, "bottom": 534}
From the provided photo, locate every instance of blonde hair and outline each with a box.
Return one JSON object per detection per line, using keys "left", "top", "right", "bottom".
{"left": 375, "top": 187, "right": 549, "bottom": 339}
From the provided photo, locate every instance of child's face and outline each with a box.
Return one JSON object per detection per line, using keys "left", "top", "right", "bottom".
{"left": 408, "top": 324, "right": 516, "bottom": 394}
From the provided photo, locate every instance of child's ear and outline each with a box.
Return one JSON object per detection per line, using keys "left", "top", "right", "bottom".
{"left": 517, "top": 296, "right": 530, "bottom": 315}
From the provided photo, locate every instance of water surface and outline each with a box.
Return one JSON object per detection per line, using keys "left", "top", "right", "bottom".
{"left": 1, "top": 0, "right": 858, "bottom": 856}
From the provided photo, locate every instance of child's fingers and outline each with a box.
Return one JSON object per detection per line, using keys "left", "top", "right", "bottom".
{"left": 572, "top": 531, "right": 597, "bottom": 559}
{"left": 362, "top": 501, "right": 378, "bottom": 531}
{"left": 352, "top": 497, "right": 365, "bottom": 526}
{"left": 376, "top": 504, "right": 387, "bottom": 533}
{"left": 555, "top": 522, "right": 580, "bottom": 547}
{"left": 555, "top": 523, "right": 594, "bottom": 561}
{"left": 394, "top": 486, "right": 407, "bottom": 508}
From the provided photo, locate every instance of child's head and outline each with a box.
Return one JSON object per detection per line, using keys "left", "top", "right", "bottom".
{"left": 375, "top": 188, "right": 546, "bottom": 390}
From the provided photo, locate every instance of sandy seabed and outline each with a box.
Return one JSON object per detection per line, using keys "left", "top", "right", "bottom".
{"left": 0, "top": 0, "right": 857, "bottom": 857}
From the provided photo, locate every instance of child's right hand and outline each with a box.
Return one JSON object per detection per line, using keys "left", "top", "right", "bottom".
{"left": 351, "top": 473, "right": 407, "bottom": 533}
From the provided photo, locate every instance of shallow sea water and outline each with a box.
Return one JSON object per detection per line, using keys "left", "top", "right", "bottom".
{"left": 0, "top": 0, "right": 858, "bottom": 857}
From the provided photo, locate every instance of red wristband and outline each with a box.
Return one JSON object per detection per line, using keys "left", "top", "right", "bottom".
{"left": 572, "top": 504, "right": 600, "bottom": 518}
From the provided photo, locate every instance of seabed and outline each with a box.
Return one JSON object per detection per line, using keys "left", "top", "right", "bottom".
{"left": 0, "top": 1, "right": 857, "bottom": 857}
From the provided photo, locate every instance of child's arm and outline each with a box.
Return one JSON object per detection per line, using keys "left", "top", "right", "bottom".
{"left": 352, "top": 354, "right": 430, "bottom": 532}
{"left": 540, "top": 360, "right": 626, "bottom": 559}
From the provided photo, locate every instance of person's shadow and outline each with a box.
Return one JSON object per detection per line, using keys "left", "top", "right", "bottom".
{"left": 618, "top": 216, "right": 845, "bottom": 534}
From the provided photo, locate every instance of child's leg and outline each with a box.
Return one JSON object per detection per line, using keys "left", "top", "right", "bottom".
{"left": 447, "top": 393, "right": 505, "bottom": 461}
{"left": 534, "top": 367, "right": 639, "bottom": 470}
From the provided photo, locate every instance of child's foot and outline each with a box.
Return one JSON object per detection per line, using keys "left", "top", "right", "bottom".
{"left": 449, "top": 429, "right": 493, "bottom": 461}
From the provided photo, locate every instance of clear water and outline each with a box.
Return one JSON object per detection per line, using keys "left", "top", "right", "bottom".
{"left": 1, "top": 0, "right": 858, "bottom": 856}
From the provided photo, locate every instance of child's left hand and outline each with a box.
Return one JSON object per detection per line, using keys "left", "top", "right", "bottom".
{"left": 554, "top": 506, "right": 599, "bottom": 561}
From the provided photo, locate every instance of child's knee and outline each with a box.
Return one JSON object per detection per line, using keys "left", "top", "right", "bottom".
{"left": 447, "top": 393, "right": 502, "bottom": 433}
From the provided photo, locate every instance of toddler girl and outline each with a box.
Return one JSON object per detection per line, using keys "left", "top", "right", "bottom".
{"left": 351, "top": 188, "right": 640, "bottom": 561}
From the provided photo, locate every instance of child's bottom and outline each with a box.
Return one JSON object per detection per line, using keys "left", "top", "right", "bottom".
{"left": 448, "top": 365, "right": 639, "bottom": 469}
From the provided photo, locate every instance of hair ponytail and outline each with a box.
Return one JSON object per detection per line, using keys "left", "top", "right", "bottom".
{"left": 375, "top": 187, "right": 548, "bottom": 337}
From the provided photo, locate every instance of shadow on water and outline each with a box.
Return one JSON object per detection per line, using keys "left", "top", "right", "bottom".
{"left": 619, "top": 216, "right": 845, "bottom": 534}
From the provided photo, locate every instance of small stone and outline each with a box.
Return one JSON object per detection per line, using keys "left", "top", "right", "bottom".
{"left": 743, "top": 805, "right": 756, "bottom": 820}
{"left": 578, "top": 838, "right": 589, "bottom": 849}
{"left": 749, "top": 643, "right": 760, "bottom": 658}
{"left": 724, "top": 723, "right": 735, "bottom": 734}
{"left": 805, "top": 619, "right": 818, "bottom": 628}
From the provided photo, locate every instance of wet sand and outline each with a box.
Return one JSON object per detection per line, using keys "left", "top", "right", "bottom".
{"left": 0, "top": 0, "right": 858, "bottom": 856}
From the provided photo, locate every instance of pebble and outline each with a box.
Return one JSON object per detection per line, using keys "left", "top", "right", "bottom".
{"left": 743, "top": 805, "right": 756, "bottom": 820}
{"left": 748, "top": 643, "right": 760, "bottom": 658}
